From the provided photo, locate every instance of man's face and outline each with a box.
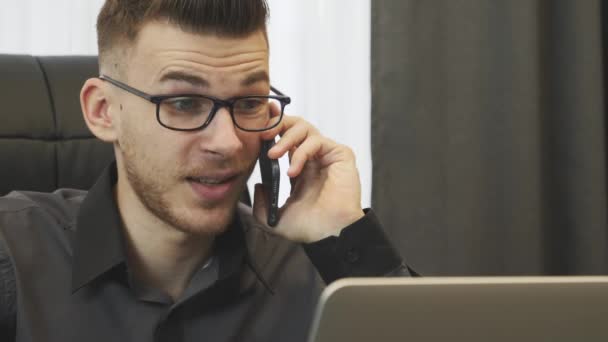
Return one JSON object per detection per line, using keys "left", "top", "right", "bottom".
{"left": 112, "top": 21, "right": 269, "bottom": 235}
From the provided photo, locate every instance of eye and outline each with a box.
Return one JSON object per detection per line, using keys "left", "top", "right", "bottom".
{"left": 162, "top": 97, "right": 213, "bottom": 115}
{"left": 235, "top": 98, "right": 267, "bottom": 113}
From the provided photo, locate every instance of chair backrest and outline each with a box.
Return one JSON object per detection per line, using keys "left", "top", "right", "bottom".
{"left": 0, "top": 55, "right": 113, "bottom": 195}
{"left": 0, "top": 54, "right": 251, "bottom": 205}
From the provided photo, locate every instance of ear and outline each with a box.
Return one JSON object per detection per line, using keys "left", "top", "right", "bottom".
{"left": 80, "top": 77, "right": 119, "bottom": 142}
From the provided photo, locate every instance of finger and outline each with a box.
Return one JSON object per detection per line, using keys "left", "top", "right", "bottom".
{"left": 259, "top": 105, "right": 290, "bottom": 141}
{"left": 287, "top": 136, "right": 326, "bottom": 177}
{"left": 269, "top": 122, "right": 312, "bottom": 159}
{"left": 286, "top": 159, "right": 324, "bottom": 204}
{"left": 290, "top": 137, "right": 353, "bottom": 177}
{"left": 287, "top": 146, "right": 296, "bottom": 162}
{"left": 317, "top": 143, "right": 356, "bottom": 168}
{"left": 273, "top": 122, "right": 321, "bottom": 161}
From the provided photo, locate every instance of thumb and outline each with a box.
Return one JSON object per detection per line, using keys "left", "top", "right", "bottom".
{"left": 252, "top": 183, "right": 268, "bottom": 225}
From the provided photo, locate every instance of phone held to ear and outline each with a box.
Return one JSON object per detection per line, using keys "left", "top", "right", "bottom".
{"left": 259, "top": 139, "right": 280, "bottom": 227}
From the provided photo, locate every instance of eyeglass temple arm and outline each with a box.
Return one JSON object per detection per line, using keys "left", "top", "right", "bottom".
{"left": 101, "top": 75, "right": 288, "bottom": 104}
{"left": 99, "top": 75, "right": 154, "bottom": 102}
{"left": 270, "top": 85, "right": 285, "bottom": 96}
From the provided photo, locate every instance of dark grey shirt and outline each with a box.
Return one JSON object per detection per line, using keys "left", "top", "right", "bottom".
{"left": 0, "top": 163, "right": 408, "bottom": 342}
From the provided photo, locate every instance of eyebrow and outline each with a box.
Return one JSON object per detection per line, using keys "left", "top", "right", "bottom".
{"left": 158, "top": 70, "right": 269, "bottom": 89}
{"left": 159, "top": 71, "right": 210, "bottom": 88}
{"left": 241, "top": 70, "right": 269, "bottom": 87}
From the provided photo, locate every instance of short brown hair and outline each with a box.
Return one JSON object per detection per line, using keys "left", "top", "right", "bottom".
{"left": 97, "top": 0, "right": 269, "bottom": 73}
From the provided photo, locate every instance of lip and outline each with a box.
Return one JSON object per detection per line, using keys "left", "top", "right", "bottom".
{"left": 187, "top": 172, "right": 240, "bottom": 202}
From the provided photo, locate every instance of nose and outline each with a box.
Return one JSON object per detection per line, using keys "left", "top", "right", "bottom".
{"left": 199, "top": 107, "right": 243, "bottom": 157}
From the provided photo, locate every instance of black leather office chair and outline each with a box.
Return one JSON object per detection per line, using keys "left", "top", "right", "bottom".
{"left": 0, "top": 54, "right": 250, "bottom": 205}
{"left": 0, "top": 55, "right": 113, "bottom": 195}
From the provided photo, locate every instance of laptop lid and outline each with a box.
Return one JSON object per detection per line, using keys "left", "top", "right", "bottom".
{"left": 307, "top": 276, "right": 608, "bottom": 342}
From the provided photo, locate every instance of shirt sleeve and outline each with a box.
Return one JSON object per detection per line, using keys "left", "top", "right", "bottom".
{"left": 0, "top": 237, "right": 16, "bottom": 341}
{"left": 302, "top": 209, "right": 413, "bottom": 284}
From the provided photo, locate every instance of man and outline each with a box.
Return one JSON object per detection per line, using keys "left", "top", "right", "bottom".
{"left": 0, "top": 1, "right": 411, "bottom": 341}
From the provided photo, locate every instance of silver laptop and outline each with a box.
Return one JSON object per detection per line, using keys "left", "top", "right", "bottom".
{"left": 307, "top": 277, "right": 608, "bottom": 342}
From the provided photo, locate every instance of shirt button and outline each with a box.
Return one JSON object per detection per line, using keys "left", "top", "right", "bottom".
{"left": 345, "top": 248, "right": 359, "bottom": 263}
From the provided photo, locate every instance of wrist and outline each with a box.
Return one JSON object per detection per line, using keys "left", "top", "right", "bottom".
{"left": 305, "top": 209, "right": 365, "bottom": 243}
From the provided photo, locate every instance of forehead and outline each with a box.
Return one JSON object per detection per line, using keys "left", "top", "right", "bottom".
{"left": 126, "top": 20, "right": 269, "bottom": 90}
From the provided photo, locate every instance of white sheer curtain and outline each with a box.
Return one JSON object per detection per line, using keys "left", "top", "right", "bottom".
{"left": 0, "top": 0, "right": 372, "bottom": 208}
{"left": 0, "top": 0, "right": 105, "bottom": 55}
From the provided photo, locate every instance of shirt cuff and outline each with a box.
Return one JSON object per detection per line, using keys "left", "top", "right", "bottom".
{"left": 302, "top": 209, "right": 408, "bottom": 284}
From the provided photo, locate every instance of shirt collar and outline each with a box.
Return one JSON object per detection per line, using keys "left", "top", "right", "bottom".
{"left": 71, "top": 161, "right": 125, "bottom": 293}
{"left": 71, "top": 161, "right": 273, "bottom": 294}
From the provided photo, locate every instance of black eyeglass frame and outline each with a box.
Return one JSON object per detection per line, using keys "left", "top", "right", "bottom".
{"left": 99, "top": 75, "right": 291, "bottom": 132}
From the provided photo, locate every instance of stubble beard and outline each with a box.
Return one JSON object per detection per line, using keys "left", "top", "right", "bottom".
{"left": 121, "top": 145, "right": 255, "bottom": 236}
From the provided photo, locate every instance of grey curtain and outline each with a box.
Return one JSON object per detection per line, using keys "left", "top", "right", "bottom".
{"left": 372, "top": 0, "right": 608, "bottom": 275}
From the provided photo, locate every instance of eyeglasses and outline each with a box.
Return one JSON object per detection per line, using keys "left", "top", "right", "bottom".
{"left": 99, "top": 75, "right": 291, "bottom": 132}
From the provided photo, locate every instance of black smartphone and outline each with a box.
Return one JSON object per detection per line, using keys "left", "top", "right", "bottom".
{"left": 259, "top": 139, "right": 280, "bottom": 226}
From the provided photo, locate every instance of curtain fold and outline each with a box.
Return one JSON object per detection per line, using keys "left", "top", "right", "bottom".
{"left": 372, "top": 0, "right": 608, "bottom": 275}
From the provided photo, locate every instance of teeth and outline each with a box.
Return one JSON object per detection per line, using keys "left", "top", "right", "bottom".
{"left": 194, "top": 177, "right": 224, "bottom": 185}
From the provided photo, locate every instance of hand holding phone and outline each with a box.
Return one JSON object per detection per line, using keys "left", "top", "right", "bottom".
{"left": 259, "top": 139, "right": 280, "bottom": 226}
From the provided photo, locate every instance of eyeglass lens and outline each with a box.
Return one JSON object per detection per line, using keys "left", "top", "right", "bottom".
{"left": 158, "top": 96, "right": 283, "bottom": 131}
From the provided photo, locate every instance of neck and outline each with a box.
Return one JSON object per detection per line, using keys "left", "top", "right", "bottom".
{"left": 115, "top": 178, "right": 214, "bottom": 301}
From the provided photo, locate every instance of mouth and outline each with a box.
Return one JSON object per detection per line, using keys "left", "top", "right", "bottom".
{"left": 186, "top": 172, "right": 241, "bottom": 202}
{"left": 187, "top": 175, "right": 236, "bottom": 185}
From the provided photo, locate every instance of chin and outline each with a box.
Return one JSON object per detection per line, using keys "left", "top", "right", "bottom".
{"left": 169, "top": 199, "right": 240, "bottom": 236}
{"left": 195, "top": 207, "right": 237, "bottom": 235}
